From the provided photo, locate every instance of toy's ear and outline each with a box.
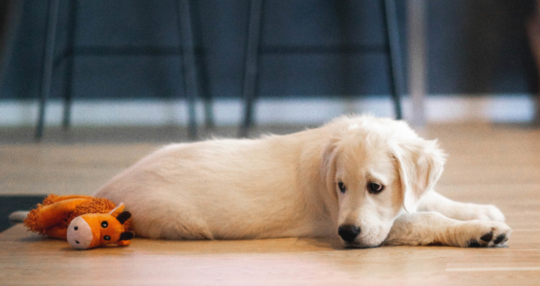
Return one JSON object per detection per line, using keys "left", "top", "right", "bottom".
{"left": 119, "top": 231, "right": 135, "bottom": 241}
{"left": 116, "top": 211, "right": 131, "bottom": 225}
{"left": 108, "top": 203, "right": 125, "bottom": 217}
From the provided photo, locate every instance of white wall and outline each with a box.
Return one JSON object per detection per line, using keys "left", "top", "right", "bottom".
{"left": 0, "top": 94, "right": 536, "bottom": 128}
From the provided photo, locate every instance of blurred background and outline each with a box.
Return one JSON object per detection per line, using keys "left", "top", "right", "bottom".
{"left": 1, "top": 0, "right": 540, "bottom": 235}
{"left": 0, "top": 0, "right": 538, "bottom": 141}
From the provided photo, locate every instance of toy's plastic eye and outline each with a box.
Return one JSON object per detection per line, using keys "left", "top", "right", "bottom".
{"left": 101, "top": 221, "right": 108, "bottom": 228}
{"left": 74, "top": 226, "right": 78, "bottom": 231}
{"left": 104, "top": 235, "right": 111, "bottom": 241}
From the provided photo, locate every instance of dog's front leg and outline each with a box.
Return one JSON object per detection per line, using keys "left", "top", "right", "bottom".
{"left": 384, "top": 212, "right": 511, "bottom": 247}
{"left": 416, "top": 191, "right": 506, "bottom": 222}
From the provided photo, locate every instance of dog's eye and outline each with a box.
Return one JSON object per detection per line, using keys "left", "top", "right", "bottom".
{"left": 338, "top": 182, "right": 346, "bottom": 193}
{"left": 367, "top": 182, "right": 384, "bottom": 194}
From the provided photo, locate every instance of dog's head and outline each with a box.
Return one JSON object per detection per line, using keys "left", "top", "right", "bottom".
{"left": 321, "top": 115, "right": 446, "bottom": 248}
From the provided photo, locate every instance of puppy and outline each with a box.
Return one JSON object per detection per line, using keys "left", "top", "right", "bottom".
{"left": 94, "top": 115, "right": 511, "bottom": 248}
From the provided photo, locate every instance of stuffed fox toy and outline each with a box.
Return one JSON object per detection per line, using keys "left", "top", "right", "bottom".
{"left": 24, "top": 194, "right": 134, "bottom": 249}
{"left": 67, "top": 203, "right": 134, "bottom": 249}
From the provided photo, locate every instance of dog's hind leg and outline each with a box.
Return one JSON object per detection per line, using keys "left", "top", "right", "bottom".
{"left": 120, "top": 198, "right": 214, "bottom": 240}
{"left": 416, "top": 191, "right": 506, "bottom": 222}
{"left": 384, "top": 212, "right": 511, "bottom": 247}
{"left": 96, "top": 182, "right": 215, "bottom": 240}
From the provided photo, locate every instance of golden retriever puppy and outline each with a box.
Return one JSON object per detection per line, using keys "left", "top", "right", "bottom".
{"left": 94, "top": 115, "right": 511, "bottom": 248}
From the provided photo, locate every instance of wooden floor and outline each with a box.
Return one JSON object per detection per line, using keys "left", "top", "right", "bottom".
{"left": 1, "top": 123, "right": 540, "bottom": 285}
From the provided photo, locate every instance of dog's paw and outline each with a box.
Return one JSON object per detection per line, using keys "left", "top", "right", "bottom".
{"left": 471, "top": 204, "right": 506, "bottom": 222}
{"left": 452, "top": 203, "right": 506, "bottom": 222}
{"left": 454, "top": 220, "right": 511, "bottom": 248}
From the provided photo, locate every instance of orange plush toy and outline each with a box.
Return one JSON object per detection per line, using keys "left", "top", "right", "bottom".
{"left": 24, "top": 194, "right": 134, "bottom": 250}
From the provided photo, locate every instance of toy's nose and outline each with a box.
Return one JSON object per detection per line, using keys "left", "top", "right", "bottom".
{"left": 67, "top": 217, "right": 92, "bottom": 250}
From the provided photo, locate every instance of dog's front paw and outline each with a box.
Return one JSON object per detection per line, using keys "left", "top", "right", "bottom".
{"left": 453, "top": 220, "right": 512, "bottom": 248}
{"left": 472, "top": 204, "right": 506, "bottom": 222}
{"left": 452, "top": 203, "right": 506, "bottom": 222}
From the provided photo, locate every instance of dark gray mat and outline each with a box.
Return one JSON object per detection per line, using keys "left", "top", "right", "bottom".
{"left": 0, "top": 195, "right": 46, "bottom": 232}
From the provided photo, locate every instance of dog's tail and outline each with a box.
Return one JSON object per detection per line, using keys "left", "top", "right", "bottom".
{"left": 9, "top": 211, "right": 29, "bottom": 224}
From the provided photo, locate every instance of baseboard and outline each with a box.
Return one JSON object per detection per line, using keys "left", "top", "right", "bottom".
{"left": 0, "top": 94, "right": 536, "bottom": 127}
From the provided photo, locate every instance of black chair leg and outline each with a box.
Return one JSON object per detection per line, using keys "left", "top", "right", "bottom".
{"left": 62, "top": 0, "right": 78, "bottom": 131}
{"left": 177, "top": 0, "right": 198, "bottom": 140}
{"left": 189, "top": 2, "right": 214, "bottom": 131}
{"left": 381, "top": 0, "right": 404, "bottom": 120}
{"left": 239, "top": 0, "right": 263, "bottom": 138}
{"left": 36, "top": 0, "right": 60, "bottom": 141}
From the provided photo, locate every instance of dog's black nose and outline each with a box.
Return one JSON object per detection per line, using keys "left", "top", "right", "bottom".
{"left": 338, "top": 225, "right": 361, "bottom": 243}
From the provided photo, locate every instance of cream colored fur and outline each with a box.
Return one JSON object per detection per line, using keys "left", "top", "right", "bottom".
{"left": 94, "top": 115, "right": 511, "bottom": 248}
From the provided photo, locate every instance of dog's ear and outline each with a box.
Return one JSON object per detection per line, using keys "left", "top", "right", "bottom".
{"left": 393, "top": 139, "right": 446, "bottom": 213}
{"left": 320, "top": 137, "right": 340, "bottom": 198}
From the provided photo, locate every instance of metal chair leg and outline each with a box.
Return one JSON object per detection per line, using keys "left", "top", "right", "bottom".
{"left": 381, "top": 0, "right": 404, "bottom": 120}
{"left": 177, "top": 0, "right": 198, "bottom": 140}
{"left": 239, "top": 0, "right": 263, "bottom": 138}
{"left": 36, "top": 0, "right": 60, "bottom": 141}
{"left": 62, "top": 0, "right": 78, "bottom": 131}
{"left": 189, "top": 3, "right": 214, "bottom": 131}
